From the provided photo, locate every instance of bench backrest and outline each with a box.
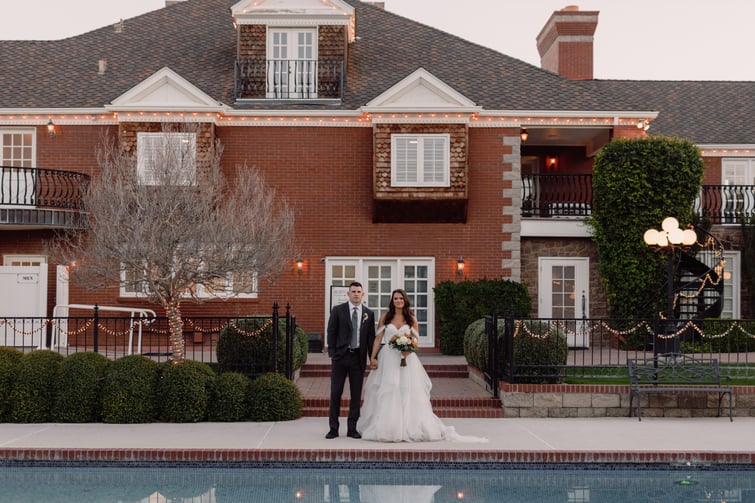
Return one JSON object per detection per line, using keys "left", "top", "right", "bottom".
{"left": 627, "top": 353, "right": 723, "bottom": 385}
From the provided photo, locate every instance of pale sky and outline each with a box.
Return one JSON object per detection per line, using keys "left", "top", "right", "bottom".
{"left": 1, "top": 0, "right": 753, "bottom": 81}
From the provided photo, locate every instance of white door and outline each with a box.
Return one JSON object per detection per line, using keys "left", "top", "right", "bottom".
{"left": 325, "top": 258, "right": 435, "bottom": 347}
{"left": 0, "top": 263, "right": 47, "bottom": 348}
{"left": 538, "top": 257, "right": 589, "bottom": 348}
{"left": 267, "top": 29, "right": 316, "bottom": 98}
{"left": 721, "top": 158, "right": 755, "bottom": 223}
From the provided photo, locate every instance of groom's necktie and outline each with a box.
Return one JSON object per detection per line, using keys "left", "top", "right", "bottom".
{"left": 351, "top": 307, "right": 359, "bottom": 349}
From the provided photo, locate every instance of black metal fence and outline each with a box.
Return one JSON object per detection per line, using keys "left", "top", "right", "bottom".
{"left": 0, "top": 303, "right": 298, "bottom": 380}
{"left": 485, "top": 314, "right": 755, "bottom": 386}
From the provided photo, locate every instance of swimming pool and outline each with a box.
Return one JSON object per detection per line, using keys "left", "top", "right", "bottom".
{"left": 1, "top": 465, "right": 754, "bottom": 502}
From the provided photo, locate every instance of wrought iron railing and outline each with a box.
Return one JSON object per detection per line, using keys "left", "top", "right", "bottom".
{"left": 234, "top": 58, "right": 344, "bottom": 100}
{"left": 522, "top": 174, "right": 755, "bottom": 224}
{"left": 0, "top": 166, "right": 89, "bottom": 210}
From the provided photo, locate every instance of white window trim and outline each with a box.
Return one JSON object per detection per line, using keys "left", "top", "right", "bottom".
{"left": 391, "top": 134, "right": 450, "bottom": 187}
{"left": 119, "top": 263, "right": 258, "bottom": 299}
{"left": 0, "top": 129, "right": 36, "bottom": 168}
{"left": 136, "top": 132, "right": 197, "bottom": 186}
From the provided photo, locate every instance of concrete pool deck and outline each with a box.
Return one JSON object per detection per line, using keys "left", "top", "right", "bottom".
{"left": 0, "top": 416, "right": 753, "bottom": 465}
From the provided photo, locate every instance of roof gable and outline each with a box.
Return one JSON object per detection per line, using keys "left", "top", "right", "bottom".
{"left": 108, "top": 67, "right": 224, "bottom": 114}
{"left": 363, "top": 68, "right": 481, "bottom": 114}
{"left": 231, "top": 0, "right": 354, "bottom": 23}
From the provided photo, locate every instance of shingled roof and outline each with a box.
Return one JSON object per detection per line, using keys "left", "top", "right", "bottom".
{"left": 0, "top": 0, "right": 752, "bottom": 145}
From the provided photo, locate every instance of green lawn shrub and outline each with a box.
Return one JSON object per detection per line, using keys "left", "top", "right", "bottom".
{"left": 247, "top": 372, "right": 302, "bottom": 421}
{"left": 54, "top": 352, "right": 110, "bottom": 422}
{"left": 101, "top": 355, "right": 159, "bottom": 423}
{"left": 10, "top": 350, "right": 65, "bottom": 422}
{"left": 217, "top": 317, "right": 307, "bottom": 377}
{"left": 207, "top": 372, "right": 251, "bottom": 422}
{"left": 158, "top": 360, "right": 216, "bottom": 422}
{"left": 435, "top": 279, "right": 531, "bottom": 355}
{"left": 0, "top": 347, "right": 23, "bottom": 421}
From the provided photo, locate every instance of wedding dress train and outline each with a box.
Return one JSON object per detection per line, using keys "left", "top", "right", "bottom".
{"left": 360, "top": 324, "right": 487, "bottom": 443}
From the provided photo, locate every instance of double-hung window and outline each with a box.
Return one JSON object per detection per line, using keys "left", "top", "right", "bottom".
{"left": 391, "top": 134, "right": 450, "bottom": 187}
{"left": 136, "top": 132, "right": 196, "bottom": 186}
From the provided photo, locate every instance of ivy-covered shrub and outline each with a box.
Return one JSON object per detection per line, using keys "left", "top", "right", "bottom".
{"left": 101, "top": 355, "right": 159, "bottom": 423}
{"left": 0, "top": 347, "right": 23, "bottom": 421}
{"left": 435, "top": 279, "right": 531, "bottom": 355}
{"left": 207, "top": 372, "right": 251, "bottom": 422}
{"left": 464, "top": 318, "right": 568, "bottom": 384}
{"left": 158, "top": 360, "right": 216, "bottom": 423}
{"left": 247, "top": 372, "right": 302, "bottom": 421}
{"left": 217, "top": 317, "right": 307, "bottom": 376}
{"left": 10, "top": 350, "right": 65, "bottom": 423}
{"left": 54, "top": 352, "right": 110, "bottom": 423}
{"left": 589, "top": 137, "right": 705, "bottom": 321}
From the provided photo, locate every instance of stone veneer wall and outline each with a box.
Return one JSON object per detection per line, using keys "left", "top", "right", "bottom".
{"left": 469, "top": 367, "right": 755, "bottom": 418}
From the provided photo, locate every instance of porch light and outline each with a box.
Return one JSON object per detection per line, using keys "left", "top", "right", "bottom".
{"left": 456, "top": 256, "right": 464, "bottom": 276}
{"left": 519, "top": 127, "right": 528, "bottom": 142}
{"left": 546, "top": 155, "right": 558, "bottom": 170}
{"left": 47, "top": 119, "right": 56, "bottom": 139}
{"left": 296, "top": 254, "right": 303, "bottom": 275}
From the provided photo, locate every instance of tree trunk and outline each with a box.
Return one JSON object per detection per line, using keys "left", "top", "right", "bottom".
{"left": 166, "top": 300, "right": 185, "bottom": 363}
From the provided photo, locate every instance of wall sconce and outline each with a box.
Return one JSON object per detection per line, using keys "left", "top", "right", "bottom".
{"left": 47, "top": 119, "right": 56, "bottom": 139}
{"left": 546, "top": 155, "right": 558, "bottom": 170}
{"left": 296, "top": 255, "right": 303, "bottom": 275}
{"left": 519, "top": 127, "right": 528, "bottom": 142}
{"left": 456, "top": 256, "right": 464, "bottom": 276}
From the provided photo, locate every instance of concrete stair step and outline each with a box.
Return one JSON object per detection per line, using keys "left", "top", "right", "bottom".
{"left": 299, "top": 363, "right": 468, "bottom": 379}
{"left": 301, "top": 397, "right": 502, "bottom": 419}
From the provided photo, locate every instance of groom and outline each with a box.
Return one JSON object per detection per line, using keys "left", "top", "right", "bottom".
{"left": 326, "top": 281, "right": 376, "bottom": 439}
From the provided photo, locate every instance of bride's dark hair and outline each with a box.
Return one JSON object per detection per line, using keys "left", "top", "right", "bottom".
{"left": 385, "top": 289, "right": 415, "bottom": 325}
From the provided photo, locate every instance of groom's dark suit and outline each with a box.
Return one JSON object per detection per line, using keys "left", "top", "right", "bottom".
{"left": 326, "top": 301, "right": 376, "bottom": 435}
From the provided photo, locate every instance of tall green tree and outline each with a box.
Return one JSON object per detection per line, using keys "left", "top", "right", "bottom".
{"left": 588, "top": 137, "right": 704, "bottom": 319}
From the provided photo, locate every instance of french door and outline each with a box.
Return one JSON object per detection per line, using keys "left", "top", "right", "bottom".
{"left": 267, "top": 29, "right": 316, "bottom": 98}
{"left": 325, "top": 258, "right": 435, "bottom": 347}
{"left": 538, "top": 257, "right": 590, "bottom": 348}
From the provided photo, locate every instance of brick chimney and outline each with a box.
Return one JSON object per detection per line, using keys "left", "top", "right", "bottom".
{"left": 536, "top": 5, "right": 599, "bottom": 80}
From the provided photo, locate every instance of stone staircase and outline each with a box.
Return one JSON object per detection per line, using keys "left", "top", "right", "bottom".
{"left": 296, "top": 354, "right": 504, "bottom": 419}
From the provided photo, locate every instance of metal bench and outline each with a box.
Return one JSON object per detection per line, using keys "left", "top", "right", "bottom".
{"left": 627, "top": 353, "right": 733, "bottom": 421}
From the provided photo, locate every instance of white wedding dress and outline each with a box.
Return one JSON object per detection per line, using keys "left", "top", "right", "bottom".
{"left": 360, "top": 324, "right": 487, "bottom": 443}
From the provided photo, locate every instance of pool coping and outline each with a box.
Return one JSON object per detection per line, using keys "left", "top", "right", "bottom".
{"left": 1, "top": 448, "right": 753, "bottom": 465}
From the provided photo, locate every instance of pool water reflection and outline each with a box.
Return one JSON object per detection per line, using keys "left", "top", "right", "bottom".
{"left": 1, "top": 465, "right": 754, "bottom": 502}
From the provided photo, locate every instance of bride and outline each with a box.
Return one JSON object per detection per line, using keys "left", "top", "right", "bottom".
{"left": 360, "top": 289, "right": 487, "bottom": 443}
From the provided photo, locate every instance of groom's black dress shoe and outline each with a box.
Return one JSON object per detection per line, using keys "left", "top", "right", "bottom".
{"left": 346, "top": 431, "right": 362, "bottom": 439}
{"left": 325, "top": 430, "right": 339, "bottom": 439}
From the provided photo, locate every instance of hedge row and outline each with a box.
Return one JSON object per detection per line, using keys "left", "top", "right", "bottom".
{"left": 0, "top": 349, "right": 302, "bottom": 423}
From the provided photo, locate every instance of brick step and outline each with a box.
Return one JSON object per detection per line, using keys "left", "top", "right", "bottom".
{"left": 299, "top": 364, "right": 468, "bottom": 379}
{"left": 302, "top": 397, "right": 501, "bottom": 418}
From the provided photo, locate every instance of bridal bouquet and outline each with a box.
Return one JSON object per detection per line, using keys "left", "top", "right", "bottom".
{"left": 389, "top": 327, "right": 418, "bottom": 367}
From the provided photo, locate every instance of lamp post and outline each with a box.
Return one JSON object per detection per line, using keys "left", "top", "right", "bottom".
{"left": 643, "top": 217, "right": 697, "bottom": 354}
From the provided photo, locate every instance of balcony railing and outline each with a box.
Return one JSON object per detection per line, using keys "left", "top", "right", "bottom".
{"left": 235, "top": 58, "right": 344, "bottom": 100}
{"left": 0, "top": 166, "right": 89, "bottom": 227}
{"left": 522, "top": 174, "right": 755, "bottom": 224}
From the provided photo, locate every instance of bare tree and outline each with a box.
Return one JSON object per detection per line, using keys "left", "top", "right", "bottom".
{"left": 53, "top": 127, "right": 295, "bottom": 362}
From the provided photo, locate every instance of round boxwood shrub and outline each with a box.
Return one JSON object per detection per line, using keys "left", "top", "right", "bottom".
{"left": 101, "top": 355, "right": 159, "bottom": 423}
{"left": 158, "top": 360, "right": 216, "bottom": 423}
{"left": 0, "top": 347, "right": 23, "bottom": 421}
{"left": 207, "top": 372, "right": 251, "bottom": 422}
{"left": 464, "top": 318, "right": 568, "bottom": 384}
{"left": 247, "top": 372, "right": 302, "bottom": 421}
{"left": 10, "top": 350, "right": 65, "bottom": 423}
{"left": 54, "top": 352, "right": 110, "bottom": 423}
{"left": 217, "top": 317, "right": 307, "bottom": 376}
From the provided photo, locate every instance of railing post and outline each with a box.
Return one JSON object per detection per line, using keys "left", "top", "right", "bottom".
{"left": 93, "top": 304, "right": 99, "bottom": 353}
{"left": 286, "top": 304, "right": 294, "bottom": 381}
{"left": 272, "top": 303, "right": 279, "bottom": 373}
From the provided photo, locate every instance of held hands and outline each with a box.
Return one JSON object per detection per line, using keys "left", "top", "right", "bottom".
{"left": 370, "top": 357, "right": 378, "bottom": 370}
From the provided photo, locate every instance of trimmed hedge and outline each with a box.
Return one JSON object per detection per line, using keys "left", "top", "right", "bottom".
{"left": 247, "top": 372, "right": 303, "bottom": 421}
{"left": 158, "top": 360, "right": 216, "bottom": 423}
{"left": 435, "top": 279, "right": 531, "bottom": 355}
{"left": 0, "top": 347, "right": 23, "bottom": 422}
{"left": 10, "top": 350, "right": 65, "bottom": 423}
{"left": 207, "top": 372, "right": 251, "bottom": 422}
{"left": 101, "top": 355, "right": 159, "bottom": 423}
{"left": 217, "top": 317, "right": 308, "bottom": 376}
{"left": 464, "top": 318, "right": 568, "bottom": 384}
{"left": 54, "top": 351, "right": 110, "bottom": 422}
